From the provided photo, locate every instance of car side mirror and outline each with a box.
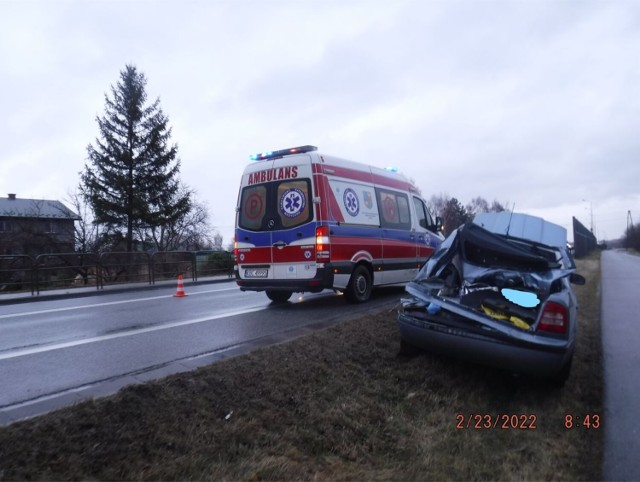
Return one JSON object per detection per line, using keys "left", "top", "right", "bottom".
{"left": 569, "top": 273, "right": 586, "bottom": 285}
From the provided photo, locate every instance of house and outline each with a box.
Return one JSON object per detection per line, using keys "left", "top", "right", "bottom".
{"left": 0, "top": 194, "right": 80, "bottom": 256}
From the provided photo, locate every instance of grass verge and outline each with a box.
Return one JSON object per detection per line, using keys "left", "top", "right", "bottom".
{"left": 0, "top": 255, "right": 603, "bottom": 481}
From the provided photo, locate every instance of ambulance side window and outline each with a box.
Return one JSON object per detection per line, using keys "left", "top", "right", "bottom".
{"left": 239, "top": 185, "right": 267, "bottom": 230}
{"left": 376, "top": 188, "right": 411, "bottom": 230}
{"left": 413, "top": 196, "right": 433, "bottom": 230}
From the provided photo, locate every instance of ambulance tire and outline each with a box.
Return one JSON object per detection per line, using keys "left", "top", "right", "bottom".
{"left": 345, "top": 265, "right": 372, "bottom": 303}
{"left": 265, "top": 289, "right": 293, "bottom": 303}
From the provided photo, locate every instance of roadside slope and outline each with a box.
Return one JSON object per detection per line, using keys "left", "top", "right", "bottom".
{"left": 0, "top": 256, "right": 602, "bottom": 481}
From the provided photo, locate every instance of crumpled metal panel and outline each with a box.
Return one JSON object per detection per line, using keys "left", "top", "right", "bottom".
{"left": 473, "top": 212, "right": 567, "bottom": 248}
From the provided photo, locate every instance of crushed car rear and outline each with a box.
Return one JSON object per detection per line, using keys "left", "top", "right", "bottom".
{"left": 398, "top": 213, "right": 585, "bottom": 384}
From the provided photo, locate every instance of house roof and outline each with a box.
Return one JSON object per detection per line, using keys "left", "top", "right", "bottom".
{"left": 0, "top": 195, "right": 80, "bottom": 220}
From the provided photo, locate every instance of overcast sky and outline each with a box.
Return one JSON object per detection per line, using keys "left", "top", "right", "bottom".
{"left": 1, "top": 0, "right": 638, "bottom": 244}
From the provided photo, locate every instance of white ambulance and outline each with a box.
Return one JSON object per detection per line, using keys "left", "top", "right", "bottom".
{"left": 234, "top": 145, "right": 443, "bottom": 303}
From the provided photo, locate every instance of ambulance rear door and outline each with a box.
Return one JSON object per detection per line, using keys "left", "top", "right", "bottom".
{"left": 268, "top": 156, "right": 317, "bottom": 280}
{"left": 236, "top": 154, "right": 317, "bottom": 281}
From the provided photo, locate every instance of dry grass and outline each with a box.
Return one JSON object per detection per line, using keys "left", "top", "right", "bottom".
{"left": 0, "top": 254, "right": 602, "bottom": 481}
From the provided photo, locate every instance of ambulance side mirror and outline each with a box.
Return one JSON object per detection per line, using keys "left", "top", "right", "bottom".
{"left": 435, "top": 216, "right": 443, "bottom": 233}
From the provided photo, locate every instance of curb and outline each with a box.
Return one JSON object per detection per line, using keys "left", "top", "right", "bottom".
{"left": 0, "top": 276, "right": 235, "bottom": 306}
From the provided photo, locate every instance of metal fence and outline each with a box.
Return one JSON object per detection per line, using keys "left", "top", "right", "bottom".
{"left": 0, "top": 250, "right": 234, "bottom": 295}
{"left": 572, "top": 217, "right": 597, "bottom": 258}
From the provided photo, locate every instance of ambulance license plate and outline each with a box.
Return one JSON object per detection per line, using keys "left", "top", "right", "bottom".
{"left": 245, "top": 268, "right": 268, "bottom": 278}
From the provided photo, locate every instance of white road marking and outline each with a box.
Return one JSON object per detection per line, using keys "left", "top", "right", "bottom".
{"left": 0, "top": 286, "right": 238, "bottom": 320}
{"left": 0, "top": 305, "right": 265, "bottom": 361}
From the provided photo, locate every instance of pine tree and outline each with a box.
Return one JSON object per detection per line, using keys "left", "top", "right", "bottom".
{"left": 81, "top": 64, "right": 190, "bottom": 252}
{"left": 441, "top": 197, "right": 471, "bottom": 237}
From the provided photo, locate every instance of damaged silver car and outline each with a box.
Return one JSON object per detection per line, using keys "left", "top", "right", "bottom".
{"left": 398, "top": 212, "right": 585, "bottom": 384}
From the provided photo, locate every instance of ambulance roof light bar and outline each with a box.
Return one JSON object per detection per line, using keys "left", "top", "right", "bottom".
{"left": 250, "top": 145, "right": 317, "bottom": 161}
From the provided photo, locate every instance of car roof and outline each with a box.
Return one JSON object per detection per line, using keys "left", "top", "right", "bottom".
{"left": 473, "top": 212, "right": 567, "bottom": 248}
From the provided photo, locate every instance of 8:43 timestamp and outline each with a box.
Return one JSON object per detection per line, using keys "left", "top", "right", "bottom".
{"left": 564, "top": 414, "right": 601, "bottom": 429}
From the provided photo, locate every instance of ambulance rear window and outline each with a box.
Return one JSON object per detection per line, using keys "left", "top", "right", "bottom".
{"left": 239, "top": 185, "right": 267, "bottom": 230}
{"left": 238, "top": 179, "right": 313, "bottom": 231}
{"left": 277, "top": 180, "right": 311, "bottom": 228}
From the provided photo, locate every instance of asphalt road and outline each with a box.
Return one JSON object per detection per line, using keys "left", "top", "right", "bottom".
{"left": 601, "top": 249, "right": 640, "bottom": 481}
{"left": 0, "top": 281, "right": 402, "bottom": 424}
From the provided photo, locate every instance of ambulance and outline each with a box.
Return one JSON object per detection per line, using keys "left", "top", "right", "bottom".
{"left": 234, "top": 145, "right": 443, "bottom": 303}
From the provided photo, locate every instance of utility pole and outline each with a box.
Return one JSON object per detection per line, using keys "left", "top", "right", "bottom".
{"left": 582, "top": 199, "right": 594, "bottom": 233}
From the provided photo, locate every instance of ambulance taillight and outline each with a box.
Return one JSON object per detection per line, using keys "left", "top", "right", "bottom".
{"left": 316, "top": 226, "right": 330, "bottom": 262}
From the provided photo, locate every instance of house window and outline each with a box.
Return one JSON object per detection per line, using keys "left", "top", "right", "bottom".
{"left": 0, "top": 220, "right": 11, "bottom": 232}
{"left": 45, "top": 221, "right": 60, "bottom": 234}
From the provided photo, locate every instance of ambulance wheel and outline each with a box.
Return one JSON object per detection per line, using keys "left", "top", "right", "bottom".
{"left": 345, "top": 265, "right": 372, "bottom": 303}
{"left": 265, "top": 289, "right": 293, "bottom": 303}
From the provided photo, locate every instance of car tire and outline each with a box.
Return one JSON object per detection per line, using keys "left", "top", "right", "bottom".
{"left": 345, "top": 265, "right": 372, "bottom": 303}
{"left": 265, "top": 290, "right": 293, "bottom": 303}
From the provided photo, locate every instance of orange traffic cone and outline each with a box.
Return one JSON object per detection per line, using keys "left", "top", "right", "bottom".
{"left": 174, "top": 275, "right": 187, "bottom": 297}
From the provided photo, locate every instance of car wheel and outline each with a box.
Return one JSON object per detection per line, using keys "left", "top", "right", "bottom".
{"left": 345, "top": 265, "right": 372, "bottom": 303}
{"left": 265, "top": 290, "right": 293, "bottom": 303}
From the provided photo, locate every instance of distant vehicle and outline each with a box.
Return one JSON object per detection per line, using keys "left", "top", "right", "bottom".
{"left": 398, "top": 212, "right": 585, "bottom": 384}
{"left": 234, "top": 145, "right": 443, "bottom": 303}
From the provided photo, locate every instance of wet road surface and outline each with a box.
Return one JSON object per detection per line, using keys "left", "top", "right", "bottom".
{"left": 0, "top": 280, "right": 401, "bottom": 424}
{"left": 601, "top": 249, "right": 640, "bottom": 481}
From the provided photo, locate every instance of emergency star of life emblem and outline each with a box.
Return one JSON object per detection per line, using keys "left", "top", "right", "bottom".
{"left": 280, "top": 188, "right": 306, "bottom": 218}
{"left": 343, "top": 188, "right": 359, "bottom": 217}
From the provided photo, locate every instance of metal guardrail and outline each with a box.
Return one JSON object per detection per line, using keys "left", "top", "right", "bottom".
{"left": 0, "top": 255, "right": 35, "bottom": 295}
{"left": 150, "top": 251, "right": 194, "bottom": 284}
{"left": 0, "top": 250, "right": 234, "bottom": 296}
{"left": 99, "top": 252, "right": 151, "bottom": 287}
{"left": 34, "top": 253, "right": 100, "bottom": 294}
{"left": 194, "top": 250, "right": 235, "bottom": 280}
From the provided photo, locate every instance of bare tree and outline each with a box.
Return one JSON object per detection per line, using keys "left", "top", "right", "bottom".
{"left": 466, "top": 196, "right": 507, "bottom": 216}
{"left": 466, "top": 196, "right": 490, "bottom": 216}
{"left": 136, "top": 186, "right": 216, "bottom": 251}
{"left": 428, "top": 194, "right": 508, "bottom": 237}
{"left": 66, "top": 189, "right": 100, "bottom": 253}
{"left": 426, "top": 192, "right": 451, "bottom": 220}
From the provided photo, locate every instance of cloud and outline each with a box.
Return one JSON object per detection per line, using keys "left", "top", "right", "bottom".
{"left": 0, "top": 0, "right": 638, "bottom": 244}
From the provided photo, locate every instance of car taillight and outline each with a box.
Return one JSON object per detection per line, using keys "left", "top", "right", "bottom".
{"left": 537, "top": 301, "right": 568, "bottom": 334}
{"left": 233, "top": 236, "right": 239, "bottom": 260}
{"left": 316, "top": 226, "right": 330, "bottom": 262}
